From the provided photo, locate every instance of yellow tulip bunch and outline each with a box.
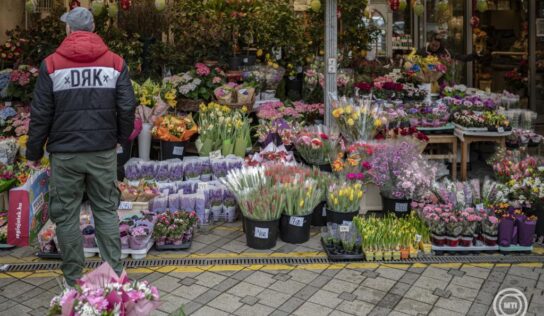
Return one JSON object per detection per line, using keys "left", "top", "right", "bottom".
{"left": 327, "top": 182, "right": 364, "bottom": 213}
{"left": 132, "top": 79, "right": 160, "bottom": 108}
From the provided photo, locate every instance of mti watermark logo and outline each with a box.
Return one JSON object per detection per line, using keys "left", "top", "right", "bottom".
{"left": 492, "top": 288, "right": 527, "bottom": 316}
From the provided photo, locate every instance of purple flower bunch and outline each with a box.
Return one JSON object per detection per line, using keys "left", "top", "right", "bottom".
{"left": 184, "top": 160, "right": 203, "bottom": 179}
{"left": 369, "top": 142, "right": 436, "bottom": 200}
{"left": 443, "top": 96, "right": 496, "bottom": 112}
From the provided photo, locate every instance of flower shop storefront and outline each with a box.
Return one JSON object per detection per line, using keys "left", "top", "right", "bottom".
{"left": 0, "top": 0, "right": 543, "bottom": 275}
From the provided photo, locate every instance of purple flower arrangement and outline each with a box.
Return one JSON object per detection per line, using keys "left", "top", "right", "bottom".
{"left": 369, "top": 141, "right": 436, "bottom": 200}
{"left": 442, "top": 95, "right": 496, "bottom": 112}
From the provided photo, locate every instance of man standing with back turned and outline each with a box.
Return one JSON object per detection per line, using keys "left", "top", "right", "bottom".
{"left": 26, "top": 7, "right": 136, "bottom": 287}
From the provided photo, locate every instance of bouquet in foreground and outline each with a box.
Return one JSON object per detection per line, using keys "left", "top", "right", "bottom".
{"left": 48, "top": 263, "right": 160, "bottom": 316}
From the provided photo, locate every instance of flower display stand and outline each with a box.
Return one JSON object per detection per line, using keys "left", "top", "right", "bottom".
{"left": 499, "top": 245, "right": 533, "bottom": 253}
{"left": 432, "top": 240, "right": 499, "bottom": 255}
{"left": 84, "top": 239, "right": 154, "bottom": 260}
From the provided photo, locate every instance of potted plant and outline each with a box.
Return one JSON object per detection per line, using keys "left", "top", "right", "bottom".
{"left": 445, "top": 216, "right": 463, "bottom": 247}
{"left": 280, "top": 179, "right": 322, "bottom": 244}
{"left": 460, "top": 207, "right": 481, "bottom": 247}
{"left": 129, "top": 222, "right": 153, "bottom": 250}
{"left": 498, "top": 213, "right": 515, "bottom": 247}
{"left": 221, "top": 167, "right": 283, "bottom": 249}
{"left": 481, "top": 213, "right": 498, "bottom": 246}
{"left": 326, "top": 182, "right": 364, "bottom": 224}
{"left": 153, "top": 211, "right": 197, "bottom": 249}
{"left": 369, "top": 142, "right": 435, "bottom": 218}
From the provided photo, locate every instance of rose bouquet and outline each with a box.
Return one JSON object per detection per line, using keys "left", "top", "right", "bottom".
{"left": 294, "top": 125, "right": 340, "bottom": 166}
{"left": 48, "top": 262, "right": 160, "bottom": 316}
{"left": 6, "top": 64, "right": 39, "bottom": 102}
{"left": 151, "top": 114, "right": 197, "bottom": 142}
{"left": 373, "top": 81, "right": 404, "bottom": 101}
{"left": 368, "top": 142, "right": 436, "bottom": 200}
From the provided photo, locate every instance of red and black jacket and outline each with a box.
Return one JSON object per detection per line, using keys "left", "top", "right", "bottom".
{"left": 26, "top": 31, "right": 136, "bottom": 161}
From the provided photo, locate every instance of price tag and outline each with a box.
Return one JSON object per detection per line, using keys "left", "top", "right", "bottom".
{"left": 116, "top": 146, "right": 123, "bottom": 154}
{"left": 339, "top": 225, "right": 350, "bottom": 233}
{"left": 243, "top": 57, "right": 249, "bottom": 63}
{"left": 172, "top": 146, "right": 184, "bottom": 156}
{"left": 322, "top": 205, "right": 327, "bottom": 217}
{"left": 119, "top": 201, "right": 133, "bottom": 210}
{"left": 498, "top": 127, "right": 505, "bottom": 133}
{"left": 254, "top": 227, "right": 269, "bottom": 239}
{"left": 210, "top": 150, "right": 222, "bottom": 159}
{"left": 395, "top": 203, "right": 408, "bottom": 213}
{"left": 289, "top": 216, "right": 304, "bottom": 227}
{"left": 415, "top": 234, "right": 422, "bottom": 242}
{"left": 476, "top": 204, "right": 484, "bottom": 211}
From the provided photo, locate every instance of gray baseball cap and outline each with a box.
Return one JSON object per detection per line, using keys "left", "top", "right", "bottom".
{"left": 60, "top": 7, "right": 94, "bottom": 32}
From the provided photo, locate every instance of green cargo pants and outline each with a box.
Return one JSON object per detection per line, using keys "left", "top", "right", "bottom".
{"left": 49, "top": 149, "right": 123, "bottom": 286}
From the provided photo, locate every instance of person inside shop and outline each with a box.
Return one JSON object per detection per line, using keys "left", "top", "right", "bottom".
{"left": 25, "top": 7, "right": 136, "bottom": 288}
{"left": 417, "top": 32, "right": 480, "bottom": 62}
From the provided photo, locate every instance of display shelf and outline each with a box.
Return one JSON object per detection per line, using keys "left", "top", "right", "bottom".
{"left": 84, "top": 239, "right": 154, "bottom": 260}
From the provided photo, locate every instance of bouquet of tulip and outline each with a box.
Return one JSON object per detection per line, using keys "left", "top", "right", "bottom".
{"left": 294, "top": 125, "right": 340, "bottom": 166}
{"left": 368, "top": 142, "right": 436, "bottom": 200}
{"left": 327, "top": 182, "right": 364, "bottom": 213}
{"left": 48, "top": 263, "right": 160, "bottom": 316}
{"left": 282, "top": 178, "right": 323, "bottom": 216}
{"left": 132, "top": 79, "right": 168, "bottom": 124}
{"left": 153, "top": 211, "right": 198, "bottom": 246}
{"left": 330, "top": 95, "right": 382, "bottom": 143}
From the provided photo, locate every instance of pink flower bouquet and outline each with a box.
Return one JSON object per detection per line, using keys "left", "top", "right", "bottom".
{"left": 48, "top": 262, "right": 160, "bottom": 316}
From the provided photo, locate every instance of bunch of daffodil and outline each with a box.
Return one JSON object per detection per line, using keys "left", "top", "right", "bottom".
{"left": 327, "top": 182, "right": 364, "bottom": 213}
{"left": 196, "top": 102, "right": 251, "bottom": 157}
{"left": 330, "top": 97, "right": 380, "bottom": 143}
{"left": 161, "top": 82, "right": 178, "bottom": 108}
{"left": 132, "top": 79, "right": 160, "bottom": 107}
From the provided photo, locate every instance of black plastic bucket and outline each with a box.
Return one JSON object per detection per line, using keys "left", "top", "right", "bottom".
{"left": 326, "top": 208, "right": 358, "bottom": 224}
{"left": 280, "top": 214, "right": 312, "bottom": 244}
{"left": 244, "top": 217, "right": 279, "bottom": 249}
{"left": 311, "top": 201, "right": 327, "bottom": 226}
{"left": 381, "top": 195, "right": 412, "bottom": 217}
{"left": 160, "top": 141, "right": 187, "bottom": 160}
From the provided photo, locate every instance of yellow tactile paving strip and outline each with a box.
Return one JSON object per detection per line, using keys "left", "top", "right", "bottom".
{"left": 1, "top": 262, "right": 542, "bottom": 281}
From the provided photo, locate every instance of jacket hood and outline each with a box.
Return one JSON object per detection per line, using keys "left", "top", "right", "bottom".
{"left": 56, "top": 32, "right": 109, "bottom": 62}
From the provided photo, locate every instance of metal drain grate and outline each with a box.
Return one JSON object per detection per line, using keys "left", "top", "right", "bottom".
{"left": 2, "top": 255, "right": 544, "bottom": 273}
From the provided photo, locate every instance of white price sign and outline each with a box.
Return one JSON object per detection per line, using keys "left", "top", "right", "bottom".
{"left": 116, "top": 146, "right": 123, "bottom": 154}
{"left": 498, "top": 127, "right": 505, "bottom": 133}
{"left": 254, "top": 227, "right": 269, "bottom": 239}
{"left": 339, "top": 225, "right": 350, "bottom": 233}
{"left": 395, "top": 203, "right": 408, "bottom": 213}
{"left": 415, "top": 234, "right": 422, "bottom": 242}
{"left": 476, "top": 204, "right": 484, "bottom": 211}
{"left": 119, "top": 201, "right": 133, "bottom": 210}
{"left": 210, "top": 150, "right": 222, "bottom": 159}
{"left": 289, "top": 216, "right": 304, "bottom": 227}
{"left": 173, "top": 146, "right": 184, "bottom": 156}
